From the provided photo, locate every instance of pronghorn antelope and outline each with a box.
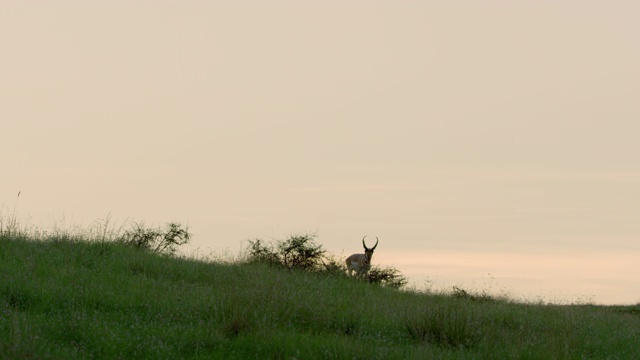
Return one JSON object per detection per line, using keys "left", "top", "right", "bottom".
{"left": 345, "top": 236, "right": 379, "bottom": 277}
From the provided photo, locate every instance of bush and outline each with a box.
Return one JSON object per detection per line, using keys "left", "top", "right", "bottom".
{"left": 318, "top": 254, "right": 349, "bottom": 276}
{"left": 247, "top": 233, "right": 326, "bottom": 271}
{"left": 366, "top": 265, "right": 408, "bottom": 289}
{"left": 247, "top": 239, "right": 281, "bottom": 267}
{"left": 119, "top": 222, "right": 190, "bottom": 254}
{"left": 278, "top": 234, "right": 325, "bottom": 271}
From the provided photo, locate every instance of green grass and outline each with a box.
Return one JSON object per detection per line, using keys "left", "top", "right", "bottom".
{"left": 1, "top": 233, "right": 639, "bottom": 359}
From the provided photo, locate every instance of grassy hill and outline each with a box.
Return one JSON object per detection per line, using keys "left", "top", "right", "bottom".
{"left": 1, "top": 233, "right": 639, "bottom": 359}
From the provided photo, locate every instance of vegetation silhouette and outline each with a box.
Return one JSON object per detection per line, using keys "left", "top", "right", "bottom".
{"left": 247, "top": 233, "right": 407, "bottom": 289}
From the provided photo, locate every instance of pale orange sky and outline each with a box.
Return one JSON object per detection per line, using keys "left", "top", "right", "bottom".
{"left": 1, "top": 1, "right": 639, "bottom": 304}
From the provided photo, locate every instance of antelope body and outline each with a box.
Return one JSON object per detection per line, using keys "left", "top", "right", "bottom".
{"left": 346, "top": 236, "right": 379, "bottom": 277}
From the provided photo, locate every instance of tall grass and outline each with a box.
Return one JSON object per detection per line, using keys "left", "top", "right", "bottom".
{"left": 1, "top": 217, "right": 639, "bottom": 358}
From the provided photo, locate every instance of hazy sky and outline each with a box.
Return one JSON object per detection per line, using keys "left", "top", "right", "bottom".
{"left": 2, "top": 1, "right": 639, "bottom": 304}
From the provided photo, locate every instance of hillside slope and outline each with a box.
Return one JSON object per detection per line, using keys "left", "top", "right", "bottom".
{"left": 1, "top": 235, "right": 638, "bottom": 359}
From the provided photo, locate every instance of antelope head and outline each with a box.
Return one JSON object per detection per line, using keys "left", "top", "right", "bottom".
{"left": 345, "top": 236, "right": 379, "bottom": 277}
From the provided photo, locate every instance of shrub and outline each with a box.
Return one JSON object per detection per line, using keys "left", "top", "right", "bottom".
{"left": 318, "top": 254, "right": 348, "bottom": 276}
{"left": 247, "top": 233, "right": 325, "bottom": 271}
{"left": 119, "top": 222, "right": 190, "bottom": 254}
{"left": 247, "top": 239, "right": 281, "bottom": 267}
{"left": 366, "top": 265, "right": 408, "bottom": 289}
{"left": 278, "top": 234, "right": 325, "bottom": 271}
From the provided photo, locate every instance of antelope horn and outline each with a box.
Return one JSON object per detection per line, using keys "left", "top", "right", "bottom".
{"left": 371, "top": 237, "right": 379, "bottom": 250}
{"left": 362, "top": 235, "right": 368, "bottom": 250}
